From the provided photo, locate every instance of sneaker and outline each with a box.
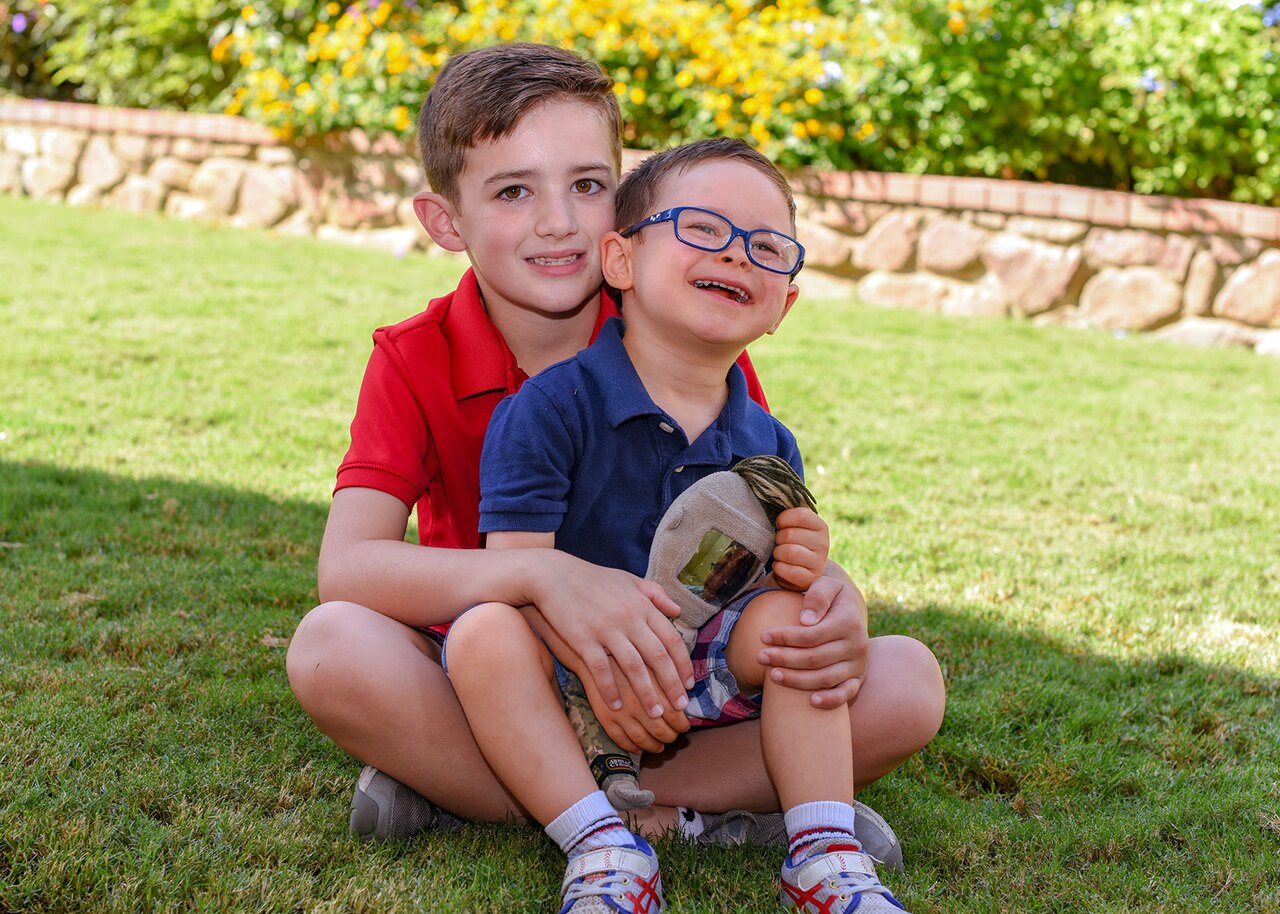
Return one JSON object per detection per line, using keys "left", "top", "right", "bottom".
{"left": 692, "top": 801, "right": 904, "bottom": 872}
{"left": 560, "top": 834, "right": 663, "bottom": 913}
{"left": 348, "top": 765, "right": 464, "bottom": 841}
{"left": 780, "top": 840, "right": 908, "bottom": 913}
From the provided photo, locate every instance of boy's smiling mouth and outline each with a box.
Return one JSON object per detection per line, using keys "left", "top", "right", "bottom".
{"left": 529, "top": 254, "right": 582, "bottom": 266}
{"left": 693, "top": 279, "right": 751, "bottom": 304}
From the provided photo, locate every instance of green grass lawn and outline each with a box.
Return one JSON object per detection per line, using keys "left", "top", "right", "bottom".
{"left": 2, "top": 193, "right": 1278, "bottom": 913}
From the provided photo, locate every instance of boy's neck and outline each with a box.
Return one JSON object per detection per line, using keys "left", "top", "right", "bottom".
{"left": 485, "top": 295, "right": 600, "bottom": 378}
{"left": 622, "top": 322, "right": 739, "bottom": 443}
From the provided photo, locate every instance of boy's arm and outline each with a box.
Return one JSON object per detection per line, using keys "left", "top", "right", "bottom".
{"left": 319, "top": 490, "right": 693, "bottom": 716}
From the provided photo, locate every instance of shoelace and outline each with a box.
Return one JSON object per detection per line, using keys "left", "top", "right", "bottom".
{"left": 564, "top": 870, "right": 632, "bottom": 902}
{"left": 828, "top": 869, "right": 892, "bottom": 898}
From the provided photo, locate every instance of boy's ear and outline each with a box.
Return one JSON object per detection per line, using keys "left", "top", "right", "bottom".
{"left": 413, "top": 191, "right": 467, "bottom": 253}
{"left": 766, "top": 283, "right": 801, "bottom": 335}
{"left": 600, "top": 231, "right": 635, "bottom": 291}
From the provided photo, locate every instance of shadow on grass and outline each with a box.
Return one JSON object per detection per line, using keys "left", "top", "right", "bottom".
{"left": 2, "top": 460, "right": 1278, "bottom": 911}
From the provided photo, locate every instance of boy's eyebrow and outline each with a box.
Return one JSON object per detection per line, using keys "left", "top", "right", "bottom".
{"left": 481, "top": 161, "right": 615, "bottom": 187}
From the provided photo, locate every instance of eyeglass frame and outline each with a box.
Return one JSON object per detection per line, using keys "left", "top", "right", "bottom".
{"left": 619, "top": 205, "right": 806, "bottom": 278}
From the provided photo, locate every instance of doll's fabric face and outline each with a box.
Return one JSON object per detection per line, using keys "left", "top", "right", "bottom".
{"left": 647, "top": 471, "right": 777, "bottom": 632}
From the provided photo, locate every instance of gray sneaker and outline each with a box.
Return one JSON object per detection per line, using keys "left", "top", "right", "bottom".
{"left": 348, "top": 765, "right": 465, "bottom": 841}
{"left": 691, "top": 801, "right": 904, "bottom": 872}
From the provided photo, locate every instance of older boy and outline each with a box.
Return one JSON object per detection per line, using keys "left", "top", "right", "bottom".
{"left": 446, "top": 139, "right": 908, "bottom": 913}
{"left": 284, "top": 42, "right": 944, "bottom": 850}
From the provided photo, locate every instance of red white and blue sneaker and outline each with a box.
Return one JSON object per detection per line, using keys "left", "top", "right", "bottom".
{"left": 559, "top": 834, "right": 663, "bottom": 913}
{"left": 780, "top": 840, "right": 907, "bottom": 913}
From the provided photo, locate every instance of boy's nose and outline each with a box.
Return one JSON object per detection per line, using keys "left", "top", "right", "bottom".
{"left": 718, "top": 237, "right": 751, "bottom": 265}
{"left": 536, "top": 194, "right": 577, "bottom": 237}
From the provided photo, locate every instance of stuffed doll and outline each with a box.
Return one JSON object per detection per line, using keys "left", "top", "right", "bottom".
{"left": 561, "top": 455, "right": 817, "bottom": 810}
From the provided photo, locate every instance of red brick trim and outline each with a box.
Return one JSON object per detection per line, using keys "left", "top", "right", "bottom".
{"left": 802, "top": 168, "right": 1280, "bottom": 242}
{"left": 0, "top": 98, "right": 277, "bottom": 145}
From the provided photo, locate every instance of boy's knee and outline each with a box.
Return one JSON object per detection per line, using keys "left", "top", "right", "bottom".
{"left": 445, "top": 602, "right": 535, "bottom": 673}
{"left": 741, "top": 588, "right": 805, "bottom": 629}
{"left": 285, "top": 601, "right": 357, "bottom": 692}
{"left": 879, "top": 634, "right": 946, "bottom": 742}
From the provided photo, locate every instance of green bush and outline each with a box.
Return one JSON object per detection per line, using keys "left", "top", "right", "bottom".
{"left": 3, "top": 0, "right": 1279, "bottom": 204}
{"left": 841, "top": 0, "right": 1280, "bottom": 203}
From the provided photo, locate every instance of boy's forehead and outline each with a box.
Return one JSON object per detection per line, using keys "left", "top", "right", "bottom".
{"left": 456, "top": 100, "right": 619, "bottom": 187}
{"left": 653, "top": 160, "right": 791, "bottom": 228}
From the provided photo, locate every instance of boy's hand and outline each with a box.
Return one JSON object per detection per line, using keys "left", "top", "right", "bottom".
{"left": 581, "top": 657, "right": 690, "bottom": 754}
{"left": 771, "top": 507, "right": 830, "bottom": 592}
{"left": 529, "top": 552, "right": 695, "bottom": 719}
{"left": 757, "top": 567, "right": 869, "bottom": 709}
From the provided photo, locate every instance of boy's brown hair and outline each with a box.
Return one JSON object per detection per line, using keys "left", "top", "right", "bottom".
{"left": 614, "top": 138, "right": 797, "bottom": 233}
{"left": 418, "top": 43, "right": 622, "bottom": 203}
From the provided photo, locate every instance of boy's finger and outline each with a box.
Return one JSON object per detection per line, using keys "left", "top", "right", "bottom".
{"left": 648, "top": 613, "right": 695, "bottom": 690}
{"left": 581, "top": 645, "right": 623, "bottom": 710}
{"left": 608, "top": 641, "right": 666, "bottom": 719}
{"left": 639, "top": 579, "right": 682, "bottom": 619}
{"left": 765, "top": 659, "right": 858, "bottom": 693}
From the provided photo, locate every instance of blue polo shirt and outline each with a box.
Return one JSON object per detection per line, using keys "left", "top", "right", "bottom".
{"left": 479, "top": 317, "right": 802, "bottom": 576}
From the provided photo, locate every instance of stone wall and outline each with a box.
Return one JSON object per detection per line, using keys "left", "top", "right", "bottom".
{"left": 790, "top": 170, "right": 1280, "bottom": 355}
{"left": 4, "top": 98, "right": 1278, "bottom": 356}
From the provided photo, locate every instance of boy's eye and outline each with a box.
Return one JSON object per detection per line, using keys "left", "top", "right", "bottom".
{"left": 572, "top": 178, "right": 603, "bottom": 194}
{"left": 751, "top": 237, "right": 782, "bottom": 257}
{"left": 688, "top": 221, "right": 723, "bottom": 238}
{"left": 497, "top": 185, "right": 529, "bottom": 201}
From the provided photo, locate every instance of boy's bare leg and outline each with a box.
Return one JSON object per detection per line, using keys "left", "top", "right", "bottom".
{"left": 638, "top": 634, "right": 943, "bottom": 812}
{"left": 287, "top": 604, "right": 942, "bottom": 820}
{"left": 443, "top": 601, "right": 601, "bottom": 824}
{"left": 286, "top": 601, "right": 525, "bottom": 822}
{"left": 723, "top": 591, "right": 855, "bottom": 808}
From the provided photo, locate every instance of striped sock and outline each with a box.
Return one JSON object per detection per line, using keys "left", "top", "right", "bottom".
{"left": 784, "top": 801, "right": 860, "bottom": 863}
{"left": 546, "top": 790, "right": 636, "bottom": 859}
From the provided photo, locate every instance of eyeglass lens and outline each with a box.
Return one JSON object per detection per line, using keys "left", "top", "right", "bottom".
{"left": 674, "top": 209, "right": 799, "bottom": 273}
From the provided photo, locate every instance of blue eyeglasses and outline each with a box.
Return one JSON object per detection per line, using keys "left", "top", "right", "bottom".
{"left": 620, "top": 206, "right": 805, "bottom": 277}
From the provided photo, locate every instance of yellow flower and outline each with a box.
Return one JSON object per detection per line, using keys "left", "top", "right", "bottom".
{"left": 297, "top": 81, "right": 312, "bottom": 95}
{"left": 373, "top": 2, "right": 392, "bottom": 26}
{"left": 394, "top": 105, "right": 411, "bottom": 132}
{"left": 856, "top": 122, "right": 875, "bottom": 140}
{"left": 629, "top": 87, "right": 647, "bottom": 105}
{"left": 792, "top": 122, "right": 807, "bottom": 139}
{"left": 326, "top": 2, "right": 340, "bottom": 15}
{"left": 804, "top": 87, "right": 823, "bottom": 106}
{"left": 675, "top": 70, "right": 694, "bottom": 89}
{"left": 239, "top": 49, "right": 255, "bottom": 67}
{"left": 240, "top": 5, "right": 256, "bottom": 21}
{"left": 948, "top": 16, "right": 966, "bottom": 34}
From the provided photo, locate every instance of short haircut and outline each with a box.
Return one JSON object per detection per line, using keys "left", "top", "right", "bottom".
{"left": 614, "top": 138, "right": 797, "bottom": 233}
{"left": 418, "top": 43, "right": 622, "bottom": 203}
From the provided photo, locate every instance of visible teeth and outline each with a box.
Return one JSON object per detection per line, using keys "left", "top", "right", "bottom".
{"left": 531, "top": 255, "right": 577, "bottom": 266}
{"left": 695, "top": 280, "right": 749, "bottom": 303}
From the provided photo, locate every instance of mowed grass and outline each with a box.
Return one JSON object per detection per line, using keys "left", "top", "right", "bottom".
{"left": 1, "top": 193, "right": 1278, "bottom": 913}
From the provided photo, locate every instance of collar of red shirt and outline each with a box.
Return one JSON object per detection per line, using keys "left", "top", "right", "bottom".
{"left": 440, "top": 269, "right": 620, "bottom": 401}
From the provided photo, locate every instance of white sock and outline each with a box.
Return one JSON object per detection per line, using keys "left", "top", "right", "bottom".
{"left": 784, "top": 800, "right": 859, "bottom": 861}
{"left": 546, "top": 790, "right": 635, "bottom": 859}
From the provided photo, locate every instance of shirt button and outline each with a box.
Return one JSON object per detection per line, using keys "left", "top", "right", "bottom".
{"left": 658, "top": 422, "right": 675, "bottom": 434}
{"left": 674, "top": 466, "right": 685, "bottom": 473}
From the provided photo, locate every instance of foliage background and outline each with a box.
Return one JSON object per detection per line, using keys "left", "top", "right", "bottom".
{"left": 3, "top": 0, "right": 1280, "bottom": 203}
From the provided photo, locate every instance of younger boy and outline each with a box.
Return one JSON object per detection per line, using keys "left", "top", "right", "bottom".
{"left": 285, "top": 41, "right": 945, "bottom": 855}
{"left": 444, "top": 139, "right": 908, "bottom": 912}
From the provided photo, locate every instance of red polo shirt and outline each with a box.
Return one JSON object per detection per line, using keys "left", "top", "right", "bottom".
{"left": 336, "top": 268, "right": 768, "bottom": 549}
